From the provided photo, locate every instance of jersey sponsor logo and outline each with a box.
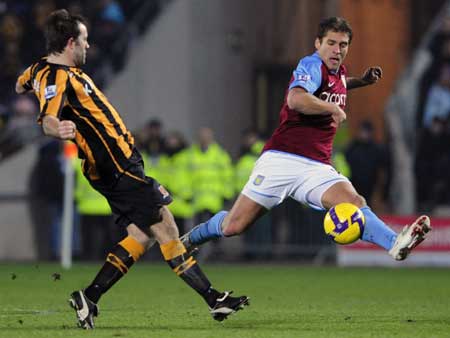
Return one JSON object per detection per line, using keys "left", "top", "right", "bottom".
{"left": 253, "top": 174, "right": 265, "bottom": 186}
{"left": 341, "top": 75, "right": 346, "bottom": 88}
{"left": 328, "top": 81, "right": 335, "bottom": 87}
{"left": 319, "top": 92, "right": 347, "bottom": 106}
{"left": 44, "top": 85, "right": 57, "bottom": 99}
{"left": 296, "top": 74, "right": 311, "bottom": 82}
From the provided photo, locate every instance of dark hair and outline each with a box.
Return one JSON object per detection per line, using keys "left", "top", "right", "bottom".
{"left": 317, "top": 17, "right": 353, "bottom": 43}
{"left": 44, "top": 9, "right": 87, "bottom": 54}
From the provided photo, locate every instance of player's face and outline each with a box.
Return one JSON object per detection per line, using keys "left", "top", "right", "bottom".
{"left": 315, "top": 31, "right": 350, "bottom": 71}
{"left": 73, "top": 23, "right": 89, "bottom": 67}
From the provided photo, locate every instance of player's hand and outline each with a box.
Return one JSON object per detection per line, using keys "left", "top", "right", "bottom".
{"left": 58, "top": 120, "right": 77, "bottom": 140}
{"left": 330, "top": 105, "right": 346, "bottom": 128}
{"left": 361, "top": 66, "right": 382, "bottom": 84}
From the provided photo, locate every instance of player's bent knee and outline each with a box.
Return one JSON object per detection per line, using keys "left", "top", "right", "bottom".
{"left": 349, "top": 194, "right": 366, "bottom": 208}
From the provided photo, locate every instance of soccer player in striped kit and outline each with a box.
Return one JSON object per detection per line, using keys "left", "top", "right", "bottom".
{"left": 16, "top": 9, "right": 248, "bottom": 329}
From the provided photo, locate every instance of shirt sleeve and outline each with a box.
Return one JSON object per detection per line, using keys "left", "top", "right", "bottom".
{"left": 289, "top": 56, "right": 322, "bottom": 93}
{"left": 17, "top": 65, "right": 34, "bottom": 91}
{"left": 38, "top": 69, "right": 69, "bottom": 123}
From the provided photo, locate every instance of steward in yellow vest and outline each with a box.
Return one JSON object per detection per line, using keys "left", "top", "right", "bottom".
{"left": 188, "top": 128, "right": 233, "bottom": 222}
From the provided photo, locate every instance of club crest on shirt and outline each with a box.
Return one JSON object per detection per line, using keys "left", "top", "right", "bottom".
{"left": 253, "top": 175, "right": 265, "bottom": 186}
{"left": 44, "top": 85, "right": 57, "bottom": 99}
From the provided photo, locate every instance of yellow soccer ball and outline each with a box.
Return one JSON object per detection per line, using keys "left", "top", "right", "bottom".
{"left": 323, "top": 203, "right": 365, "bottom": 245}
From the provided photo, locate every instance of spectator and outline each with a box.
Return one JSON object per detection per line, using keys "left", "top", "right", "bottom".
{"left": 162, "top": 131, "right": 193, "bottom": 234}
{"left": 0, "top": 13, "right": 24, "bottom": 101}
{"left": 235, "top": 129, "right": 264, "bottom": 191}
{"left": 235, "top": 130, "right": 271, "bottom": 260}
{"left": 23, "top": 0, "right": 56, "bottom": 66}
{"left": 91, "top": 0, "right": 127, "bottom": 72}
{"left": 417, "top": 17, "right": 450, "bottom": 126}
{"left": 345, "top": 121, "right": 388, "bottom": 206}
{"left": 0, "top": 95, "right": 40, "bottom": 160}
{"left": 422, "top": 63, "right": 450, "bottom": 127}
{"left": 415, "top": 117, "right": 450, "bottom": 210}
{"left": 28, "top": 139, "right": 64, "bottom": 260}
{"left": 189, "top": 127, "right": 233, "bottom": 224}
{"left": 136, "top": 118, "right": 166, "bottom": 155}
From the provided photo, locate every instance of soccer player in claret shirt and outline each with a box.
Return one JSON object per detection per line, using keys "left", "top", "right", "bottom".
{"left": 15, "top": 9, "right": 248, "bottom": 329}
{"left": 182, "top": 17, "right": 431, "bottom": 261}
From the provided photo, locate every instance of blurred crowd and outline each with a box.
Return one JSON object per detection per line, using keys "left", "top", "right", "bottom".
{"left": 415, "top": 16, "right": 450, "bottom": 212}
{"left": 0, "top": 0, "right": 161, "bottom": 160}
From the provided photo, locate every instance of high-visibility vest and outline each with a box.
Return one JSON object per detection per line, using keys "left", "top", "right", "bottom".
{"left": 142, "top": 152, "right": 169, "bottom": 186}
{"left": 73, "top": 159, "right": 111, "bottom": 215}
{"left": 188, "top": 143, "right": 233, "bottom": 213}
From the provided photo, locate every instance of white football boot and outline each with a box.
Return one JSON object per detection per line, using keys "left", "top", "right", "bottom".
{"left": 389, "top": 215, "right": 432, "bottom": 261}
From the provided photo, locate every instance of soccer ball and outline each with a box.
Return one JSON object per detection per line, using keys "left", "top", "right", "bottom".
{"left": 323, "top": 203, "right": 365, "bottom": 245}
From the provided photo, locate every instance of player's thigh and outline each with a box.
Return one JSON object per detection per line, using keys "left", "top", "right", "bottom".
{"left": 290, "top": 163, "right": 350, "bottom": 209}
{"left": 321, "top": 181, "right": 366, "bottom": 209}
{"left": 223, "top": 194, "right": 267, "bottom": 236}
{"left": 126, "top": 223, "right": 152, "bottom": 246}
{"left": 242, "top": 151, "right": 302, "bottom": 209}
{"left": 149, "top": 206, "right": 179, "bottom": 244}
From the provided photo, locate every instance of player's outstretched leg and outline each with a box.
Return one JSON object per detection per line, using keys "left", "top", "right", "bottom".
{"left": 360, "top": 207, "right": 432, "bottom": 260}
{"left": 360, "top": 206, "right": 397, "bottom": 250}
{"left": 389, "top": 215, "right": 432, "bottom": 260}
{"left": 180, "top": 211, "right": 227, "bottom": 254}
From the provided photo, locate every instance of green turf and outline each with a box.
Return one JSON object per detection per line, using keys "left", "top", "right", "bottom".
{"left": 0, "top": 263, "right": 449, "bottom": 337}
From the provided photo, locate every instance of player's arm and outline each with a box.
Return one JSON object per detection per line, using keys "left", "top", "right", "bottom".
{"left": 288, "top": 57, "right": 346, "bottom": 127}
{"left": 15, "top": 65, "right": 34, "bottom": 94}
{"left": 287, "top": 88, "right": 346, "bottom": 127}
{"left": 39, "top": 69, "right": 75, "bottom": 140}
{"left": 42, "top": 115, "right": 77, "bottom": 140}
{"left": 347, "top": 66, "right": 382, "bottom": 90}
{"left": 15, "top": 81, "right": 29, "bottom": 94}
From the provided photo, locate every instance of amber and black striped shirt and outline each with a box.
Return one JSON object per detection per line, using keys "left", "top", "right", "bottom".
{"left": 17, "top": 58, "right": 141, "bottom": 183}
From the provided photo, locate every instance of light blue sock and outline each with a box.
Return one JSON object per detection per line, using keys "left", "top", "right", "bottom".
{"left": 360, "top": 206, "right": 397, "bottom": 250}
{"left": 189, "top": 211, "right": 227, "bottom": 245}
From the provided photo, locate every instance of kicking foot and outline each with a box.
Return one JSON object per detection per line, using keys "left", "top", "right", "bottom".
{"left": 389, "top": 215, "right": 432, "bottom": 261}
{"left": 68, "top": 290, "right": 99, "bottom": 329}
{"left": 209, "top": 291, "right": 250, "bottom": 322}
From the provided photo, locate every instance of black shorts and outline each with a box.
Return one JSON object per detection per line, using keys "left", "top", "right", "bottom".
{"left": 90, "top": 164, "right": 172, "bottom": 231}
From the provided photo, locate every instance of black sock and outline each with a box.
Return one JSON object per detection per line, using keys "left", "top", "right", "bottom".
{"left": 161, "top": 239, "right": 221, "bottom": 307}
{"left": 84, "top": 236, "right": 144, "bottom": 303}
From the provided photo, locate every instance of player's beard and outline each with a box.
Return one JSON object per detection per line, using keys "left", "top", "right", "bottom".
{"left": 74, "top": 49, "right": 86, "bottom": 67}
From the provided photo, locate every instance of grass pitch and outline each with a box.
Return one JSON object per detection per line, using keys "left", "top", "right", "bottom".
{"left": 0, "top": 263, "right": 449, "bottom": 337}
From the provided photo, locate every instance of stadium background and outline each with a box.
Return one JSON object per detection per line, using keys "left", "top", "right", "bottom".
{"left": 0, "top": 0, "right": 449, "bottom": 265}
